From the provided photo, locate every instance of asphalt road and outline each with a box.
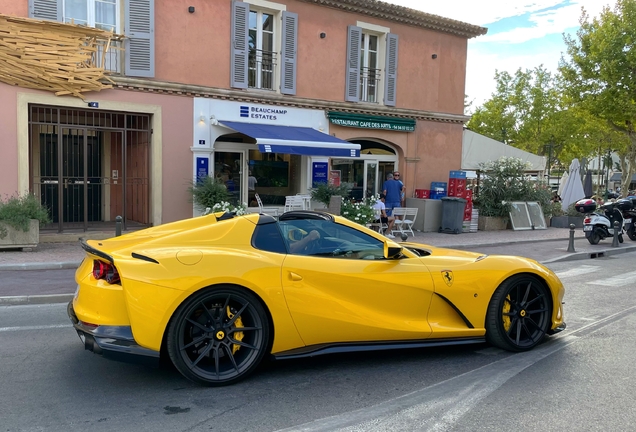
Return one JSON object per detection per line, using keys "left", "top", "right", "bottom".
{"left": 1, "top": 253, "right": 635, "bottom": 431}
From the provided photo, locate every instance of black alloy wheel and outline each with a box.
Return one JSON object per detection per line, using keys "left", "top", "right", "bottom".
{"left": 166, "top": 286, "right": 269, "bottom": 386}
{"left": 486, "top": 275, "right": 551, "bottom": 352}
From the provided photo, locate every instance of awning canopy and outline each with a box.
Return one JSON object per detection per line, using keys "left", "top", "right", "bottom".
{"left": 219, "top": 121, "right": 360, "bottom": 157}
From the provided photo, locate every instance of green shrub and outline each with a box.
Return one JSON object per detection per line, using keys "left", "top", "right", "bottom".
{"left": 340, "top": 196, "right": 377, "bottom": 225}
{"left": 188, "top": 176, "right": 248, "bottom": 215}
{"left": 310, "top": 182, "right": 352, "bottom": 207}
{"left": 474, "top": 157, "right": 553, "bottom": 217}
{"left": 0, "top": 193, "right": 51, "bottom": 239}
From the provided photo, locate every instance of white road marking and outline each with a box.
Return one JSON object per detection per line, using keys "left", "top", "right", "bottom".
{"left": 277, "top": 306, "right": 636, "bottom": 432}
{"left": 0, "top": 324, "right": 70, "bottom": 332}
{"left": 585, "top": 270, "right": 636, "bottom": 287}
{"left": 554, "top": 265, "right": 599, "bottom": 279}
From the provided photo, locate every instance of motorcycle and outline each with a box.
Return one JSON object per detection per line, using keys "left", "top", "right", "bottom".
{"left": 575, "top": 198, "right": 624, "bottom": 245}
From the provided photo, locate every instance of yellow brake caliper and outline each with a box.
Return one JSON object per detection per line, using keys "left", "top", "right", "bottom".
{"left": 226, "top": 306, "right": 244, "bottom": 354}
{"left": 502, "top": 294, "right": 511, "bottom": 331}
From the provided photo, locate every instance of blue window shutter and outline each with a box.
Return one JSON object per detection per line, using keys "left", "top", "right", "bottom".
{"left": 125, "top": 0, "right": 155, "bottom": 78}
{"left": 29, "top": 0, "right": 62, "bottom": 21}
{"left": 345, "top": 25, "right": 361, "bottom": 102}
{"left": 384, "top": 33, "right": 399, "bottom": 107}
{"left": 280, "top": 11, "right": 298, "bottom": 95}
{"left": 231, "top": 1, "right": 249, "bottom": 89}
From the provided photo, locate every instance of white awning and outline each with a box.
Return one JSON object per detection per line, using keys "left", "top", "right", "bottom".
{"left": 462, "top": 129, "right": 546, "bottom": 172}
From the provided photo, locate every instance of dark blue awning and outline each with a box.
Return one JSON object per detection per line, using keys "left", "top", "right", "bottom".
{"left": 219, "top": 121, "right": 360, "bottom": 157}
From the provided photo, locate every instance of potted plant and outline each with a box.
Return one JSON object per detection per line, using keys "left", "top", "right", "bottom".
{"left": 474, "top": 157, "right": 554, "bottom": 230}
{"left": 310, "top": 182, "right": 352, "bottom": 208}
{"left": 188, "top": 176, "right": 247, "bottom": 215}
{"left": 0, "top": 193, "right": 51, "bottom": 249}
{"left": 549, "top": 203, "right": 585, "bottom": 228}
{"left": 340, "top": 196, "right": 377, "bottom": 226}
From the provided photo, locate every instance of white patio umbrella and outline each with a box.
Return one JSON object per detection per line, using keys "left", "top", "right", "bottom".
{"left": 560, "top": 158, "right": 586, "bottom": 211}
{"left": 557, "top": 171, "right": 569, "bottom": 197}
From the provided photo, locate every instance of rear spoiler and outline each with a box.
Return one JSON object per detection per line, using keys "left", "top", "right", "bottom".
{"left": 80, "top": 239, "right": 114, "bottom": 264}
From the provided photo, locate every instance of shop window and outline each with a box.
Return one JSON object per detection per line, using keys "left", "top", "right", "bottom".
{"left": 248, "top": 150, "right": 301, "bottom": 205}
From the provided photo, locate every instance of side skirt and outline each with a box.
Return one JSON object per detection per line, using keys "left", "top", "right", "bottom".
{"left": 272, "top": 337, "right": 486, "bottom": 360}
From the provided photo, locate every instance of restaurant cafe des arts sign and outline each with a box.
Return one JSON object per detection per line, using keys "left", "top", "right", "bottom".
{"left": 327, "top": 111, "right": 415, "bottom": 132}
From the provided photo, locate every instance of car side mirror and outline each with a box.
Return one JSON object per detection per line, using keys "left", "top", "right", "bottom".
{"left": 383, "top": 240, "right": 402, "bottom": 259}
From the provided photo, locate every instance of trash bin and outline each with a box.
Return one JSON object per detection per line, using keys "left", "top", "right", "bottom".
{"left": 439, "top": 197, "right": 467, "bottom": 234}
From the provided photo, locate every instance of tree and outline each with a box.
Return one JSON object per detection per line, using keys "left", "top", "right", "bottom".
{"left": 560, "top": 0, "right": 636, "bottom": 194}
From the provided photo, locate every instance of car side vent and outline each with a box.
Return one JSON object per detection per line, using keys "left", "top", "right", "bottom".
{"left": 475, "top": 255, "right": 488, "bottom": 262}
{"left": 132, "top": 252, "right": 159, "bottom": 264}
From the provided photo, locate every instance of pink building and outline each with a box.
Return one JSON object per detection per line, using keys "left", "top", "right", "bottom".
{"left": 0, "top": 0, "right": 485, "bottom": 231}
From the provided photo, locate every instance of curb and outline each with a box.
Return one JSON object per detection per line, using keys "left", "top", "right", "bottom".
{"left": 0, "top": 293, "right": 74, "bottom": 306}
{"left": 0, "top": 261, "right": 81, "bottom": 271}
{"left": 541, "top": 244, "right": 636, "bottom": 264}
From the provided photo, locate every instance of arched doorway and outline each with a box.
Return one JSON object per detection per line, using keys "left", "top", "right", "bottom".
{"left": 331, "top": 139, "right": 398, "bottom": 200}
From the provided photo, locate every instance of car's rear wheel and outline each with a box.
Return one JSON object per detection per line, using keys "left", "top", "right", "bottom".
{"left": 166, "top": 286, "right": 269, "bottom": 386}
{"left": 486, "top": 275, "right": 551, "bottom": 352}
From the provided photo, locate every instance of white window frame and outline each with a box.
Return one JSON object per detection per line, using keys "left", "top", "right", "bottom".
{"left": 246, "top": 0, "right": 285, "bottom": 92}
{"left": 63, "top": 0, "right": 121, "bottom": 33}
{"left": 357, "top": 21, "right": 389, "bottom": 104}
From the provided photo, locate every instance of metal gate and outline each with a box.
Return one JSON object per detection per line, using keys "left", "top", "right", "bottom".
{"left": 29, "top": 106, "right": 151, "bottom": 232}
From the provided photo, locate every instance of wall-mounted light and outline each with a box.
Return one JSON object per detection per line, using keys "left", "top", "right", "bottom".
{"left": 188, "top": 6, "right": 195, "bottom": 13}
{"left": 431, "top": 54, "right": 438, "bottom": 59}
{"left": 199, "top": 115, "right": 206, "bottom": 123}
{"left": 320, "top": 32, "right": 326, "bottom": 39}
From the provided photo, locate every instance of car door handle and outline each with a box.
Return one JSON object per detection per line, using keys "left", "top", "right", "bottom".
{"left": 289, "top": 272, "right": 303, "bottom": 281}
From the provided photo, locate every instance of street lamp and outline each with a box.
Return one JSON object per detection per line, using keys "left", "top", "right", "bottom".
{"left": 604, "top": 148, "right": 612, "bottom": 199}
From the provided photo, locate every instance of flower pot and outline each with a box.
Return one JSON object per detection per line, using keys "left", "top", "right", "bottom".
{"left": 477, "top": 216, "right": 508, "bottom": 231}
{"left": 549, "top": 215, "right": 584, "bottom": 228}
{"left": 0, "top": 219, "right": 39, "bottom": 249}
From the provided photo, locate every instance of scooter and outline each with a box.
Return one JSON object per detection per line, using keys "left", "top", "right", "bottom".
{"left": 575, "top": 199, "right": 624, "bottom": 245}
{"left": 618, "top": 197, "right": 636, "bottom": 241}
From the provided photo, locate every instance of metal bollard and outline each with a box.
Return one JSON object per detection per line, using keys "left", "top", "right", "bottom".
{"left": 567, "top": 223, "right": 576, "bottom": 252}
{"left": 115, "top": 215, "right": 122, "bottom": 237}
{"left": 612, "top": 220, "right": 620, "bottom": 247}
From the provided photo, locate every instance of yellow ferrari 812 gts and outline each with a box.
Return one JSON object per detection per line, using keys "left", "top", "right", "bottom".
{"left": 68, "top": 210, "right": 566, "bottom": 386}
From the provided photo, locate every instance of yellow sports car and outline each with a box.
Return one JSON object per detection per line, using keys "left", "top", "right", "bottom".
{"left": 68, "top": 210, "right": 566, "bottom": 386}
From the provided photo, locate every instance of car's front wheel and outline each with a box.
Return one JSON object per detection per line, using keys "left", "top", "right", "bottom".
{"left": 486, "top": 275, "right": 551, "bottom": 352}
{"left": 166, "top": 286, "right": 270, "bottom": 386}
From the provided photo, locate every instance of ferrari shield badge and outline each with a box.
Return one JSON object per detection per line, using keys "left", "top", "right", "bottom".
{"left": 442, "top": 270, "right": 454, "bottom": 287}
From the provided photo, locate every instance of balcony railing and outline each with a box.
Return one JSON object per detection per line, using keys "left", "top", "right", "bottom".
{"left": 360, "top": 67, "right": 381, "bottom": 103}
{"left": 249, "top": 49, "right": 277, "bottom": 90}
{"left": 93, "top": 38, "right": 124, "bottom": 75}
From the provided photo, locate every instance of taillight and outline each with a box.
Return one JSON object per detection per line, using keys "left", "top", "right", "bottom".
{"left": 92, "top": 259, "right": 120, "bottom": 284}
{"left": 584, "top": 217, "right": 591, "bottom": 224}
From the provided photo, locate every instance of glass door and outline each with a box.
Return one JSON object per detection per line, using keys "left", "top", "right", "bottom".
{"left": 364, "top": 160, "right": 379, "bottom": 199}
{"left": 214, "top": 151, "right": 244, "bottom": 206}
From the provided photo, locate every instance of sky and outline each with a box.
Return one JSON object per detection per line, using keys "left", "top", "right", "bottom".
{"left": 383, "top": 0, "right": 619, "bottom": 111}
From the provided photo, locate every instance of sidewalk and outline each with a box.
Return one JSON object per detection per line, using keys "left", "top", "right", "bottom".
{"left": 1, "top": 226, "right": 636, "bottom": 269}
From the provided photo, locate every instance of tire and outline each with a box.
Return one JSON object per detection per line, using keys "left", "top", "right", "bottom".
{"left": 628, "top": 228, "right": 636, "bottom": 241}
{"left": 166, "top": 286, "right": 270, "bottom": 386}
{"left": 485, "top": 275, "right": 551, "bottom": 352}
{"left": 587, "top": 230, "right": 601, "bottom": 245}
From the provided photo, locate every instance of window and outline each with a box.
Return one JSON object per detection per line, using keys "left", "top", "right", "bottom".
{"left": 29, "top": 0, "right": 155, "bottom": 78}
{"left": 249, "top": 10, "right": 275, "bottom": 90}
{"left": 360, "top": 33, "right": 379, "bottom": 103}
{"left": 64, "top": 0, "right": 118, "bottom": 31}
{"left": 231, "top": 1, "right": 297, "bottom": 95}
{"left": 346, "top": 24, "right": 399, "bottom": 106}
{"left": 280, "top": 219, "right": 385, "bottom": 259}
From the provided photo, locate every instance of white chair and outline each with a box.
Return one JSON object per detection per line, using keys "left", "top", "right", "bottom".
{"left": 369, "top": 208, "right": 388, "bottom": 233}
{"left": 255, "top": 193, "right": 279, "bottom": 216}
{"left": 284, "top": 195, "right": 305, "bottom": 213}
{"left": 391, "top": 207, "right": 418, "bottom": 237}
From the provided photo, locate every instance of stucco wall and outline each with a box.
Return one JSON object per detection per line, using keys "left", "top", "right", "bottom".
{"left": 152, "top": 0, "right": 468, "bottom": 116}
{"left": 0, "top": 83, "right": 194, "bottom": 224}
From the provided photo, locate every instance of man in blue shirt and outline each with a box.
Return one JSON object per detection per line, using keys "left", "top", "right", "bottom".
{"left": 382, "top": 173, "right": 402, "bottom": 216}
